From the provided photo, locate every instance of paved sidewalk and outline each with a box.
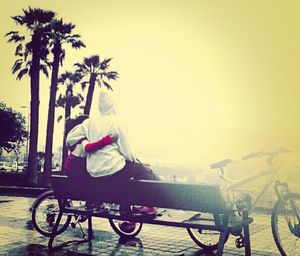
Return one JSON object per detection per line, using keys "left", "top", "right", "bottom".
{"left": 0, "top": 195, "right": 282, "bottom": 255}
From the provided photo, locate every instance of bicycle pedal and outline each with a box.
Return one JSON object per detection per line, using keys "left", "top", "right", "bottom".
{"left": 235, "top": 236, "right": 245, "bottom": 248}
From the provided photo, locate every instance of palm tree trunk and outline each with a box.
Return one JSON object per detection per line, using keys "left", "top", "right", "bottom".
{"left": 43, "top": 43, "right": 61, "bottom": 186}
{"left": 61, "top": 89, "right": 72, "bottom": 172}
{"left": 83, "top": 74, "right": 96, "bottom": 115}
{"left": 27, "top": 33, "right": 41, "bottom": 186}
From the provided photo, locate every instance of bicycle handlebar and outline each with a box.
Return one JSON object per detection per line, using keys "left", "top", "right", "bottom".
{"left": 241, "top": 150, "right": 263, "bottom": 161}
{"left": 241, "top": 147, "right": 290, "bottom": 165}
{"left": 210, "top": 148, "right": 290, "bottom": 183}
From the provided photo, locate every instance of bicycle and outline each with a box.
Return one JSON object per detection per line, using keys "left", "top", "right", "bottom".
{"left": 198, "top": 148, "right": 300, "bottom": 256}
{"left": 31, "top": 190, "right": 83, "bottom": 237}
{"left": 31, "top": 190, "right": 143, "bottom": 238}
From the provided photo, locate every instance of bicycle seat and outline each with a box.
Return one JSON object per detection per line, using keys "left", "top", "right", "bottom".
{"left": 210, "top": 159, "right": 232, "bottom": 170}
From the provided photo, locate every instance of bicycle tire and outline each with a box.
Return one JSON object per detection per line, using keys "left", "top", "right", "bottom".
{"left": 271, "top": 193, "right": 300, "bottom": 256}
{"left": 109, "top": 218, "right": 143, "bottom": 238}
{"left": 31, "top": 190, "right": 72, "bottom": 237}
{"left": 187, "top": 227, "right": 229, "bottom": 251}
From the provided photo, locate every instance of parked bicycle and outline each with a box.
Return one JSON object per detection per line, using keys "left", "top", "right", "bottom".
{"left": 204, "top": 148, "right": 300, "bottom": 256}
{"left": 31, "top": 190, "right": 80, "bottom": 237}
{"left": 31, "top": 190, "right": 143, "bottom": 238}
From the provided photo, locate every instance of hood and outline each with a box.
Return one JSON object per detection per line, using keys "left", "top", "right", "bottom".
{"left": 98, "top": 90, "right": 115, "bottom": 115}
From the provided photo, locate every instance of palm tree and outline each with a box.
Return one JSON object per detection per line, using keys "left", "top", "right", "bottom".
{"left": 56, "top": 71, "right": 84, "bottom": 170}
{"left": 75, "top": 55, "right": 119, "bottom": 115}
{"left": 6, "top": 35, "right": 51, "bottom": 80}
{"left": 5, "top": 7, "right": 56, "bottom": 185}
{"left": 43, "top": 19, "right": 85, "bottom": 185}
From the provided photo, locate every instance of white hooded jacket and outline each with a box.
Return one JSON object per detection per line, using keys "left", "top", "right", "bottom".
{"left": 66, "top": 90, "right": 135, "bottom": 177}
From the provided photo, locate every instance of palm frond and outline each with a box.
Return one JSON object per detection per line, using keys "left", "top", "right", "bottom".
{"left": 60, "top": 49, "right": 65, "bottom": 66}
{"left": 96, "top": 78, "right": 102, "bottom": 85}
{"left": 4, "top": 31, "right": 18, "bottom": 37}
{"left": 100, "top": 58, "right": 112, "bottom": 70}
{"left": 102, "top": 80, "right": 113, "bottom": 91}
{"left": 58, "top": 71, "right": 71, "bottom": 84}
{"left": 71, "top": 34, "right": 81, "bottom": 38}
{"left": 90, "top": 55, "right": 100, "bottom": 67}
{"left": 83, "top": 56, "right": 93, "bottom": 67}
{"left": 70, "top": 94, "right": 83, "bottom": 108}
{"left": 105, "top": 71, "right": 119, "bottom": 80}
{"left": 12, "top": 60, "right": 23, "bottom": 74}
{"left": 74, "top": 62, "right": 82, "bottom": 68}
{"left": 40, "top": 47, "right": 50, "bottom": 59}
{"left": 12, "top": 15, "right": 25, "bottom": 25}
{"left": 74, "top": 62, "right": 86, "bottom": 72}
{"left": 78, "top": 94, "right": 84, "bottom": 101}
{"left": 71, "top": 40, "right": 85, "bottom": 49}
{"left": 14, "top": 43, "right": 23, "bottom": 56}
{"left": 56, "top": 115, "right": 63, "bottom": 123}
{"left": 56, "top": 94, "right": 66, "bottom": 107}
{"left": 23, "top": 7, "right": 56, "bottom": 26}
{"left": 44, "top": 59, "right": 52, "bottom": 69}
{"left": 24, "top": 43, "right": 31, "bottom": 61}
{"left": 16, "top": 68, "right": 29, "bottom": 80}
{"left": 26, "top": 60, "right": 32, "bottom": 68}
{"left": 58, "top": 71, "right": 82, "bottom": 85}
{"left": 74, "top": 72, "right": 82, "bottom": 83}
{"left": 40, "top": 64, "right": 49, "bottom": 78}
{"left": 7, "top": 33, "right": 25, "bottom": 43}
{"left": 81, "top": 81, "right": 88, "bottom": 90}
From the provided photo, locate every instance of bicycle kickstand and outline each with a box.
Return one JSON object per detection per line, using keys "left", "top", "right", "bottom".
{"left": 71, "top": 219, "right": 86, "bottom": 238}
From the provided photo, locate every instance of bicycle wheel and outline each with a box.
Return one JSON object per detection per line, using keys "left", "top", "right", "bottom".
{"left": 187, "top": 228, "right": 229, "bottom": 251}
{"left": 109, "top": 219, "right": 143, "bottom": 238}
{"left": 31, "top": 190, "right": 72, "bottom": 237}
{"left": 187, "top": 213, "right": 230, "bottom": 251}
{"left": 271, "top": 193, "right": 300, "bottom": 256}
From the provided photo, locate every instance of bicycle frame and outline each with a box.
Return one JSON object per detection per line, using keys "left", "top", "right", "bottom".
{"left": 215, "top": 149, "right": 290, "bottom": 214}
{"left": 225, "top": 169, "right": 277, "bottom": 213}
{"left": 213, "top": 149, "right": 300, "bottom": 255}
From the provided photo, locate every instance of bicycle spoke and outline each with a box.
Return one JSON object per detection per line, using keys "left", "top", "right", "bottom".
{"left": 272, "top": 194, "right": 300, "bottom": 256}
{"left": 32, "top": 191, "right": 71, "bottom": 236}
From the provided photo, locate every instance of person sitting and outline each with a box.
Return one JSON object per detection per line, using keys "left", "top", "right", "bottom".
{"left": 65, "top": 114, "right": 118, "bottom": 180}
{"left": 66, "top": 90, "right": 160, "bottom": 217}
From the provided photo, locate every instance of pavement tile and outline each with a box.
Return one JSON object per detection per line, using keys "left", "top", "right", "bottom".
{"left": 0, "top": 195, "right": 292, "bottom": 255}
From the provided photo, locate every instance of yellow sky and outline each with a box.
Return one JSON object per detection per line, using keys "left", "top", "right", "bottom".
{"left": 1, "top": 0, "right": 300, "bottom": 173}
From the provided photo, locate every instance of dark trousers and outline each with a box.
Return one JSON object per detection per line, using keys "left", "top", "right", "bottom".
{"left": 109, "top": 161, "right": 160, "bottom": 181}
{"left": 106, "top": 161, "right": 160, "bottom": 210}
{"left": 67, "top": 160, "right": 160, "bottom": 191}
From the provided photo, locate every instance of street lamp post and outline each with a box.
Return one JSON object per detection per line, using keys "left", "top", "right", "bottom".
{"left": 20, "top": 106, "right": 30, "bottom": 162}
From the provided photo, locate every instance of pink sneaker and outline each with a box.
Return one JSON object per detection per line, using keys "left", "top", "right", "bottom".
{"left": 118, "top": 221, "right": 136, "bottom": 233}
{"left": 46, "top": 213, "right": 55, "bottom": 226}
{"left": 133, "top": 206, "right": 157, "bottom": 216}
